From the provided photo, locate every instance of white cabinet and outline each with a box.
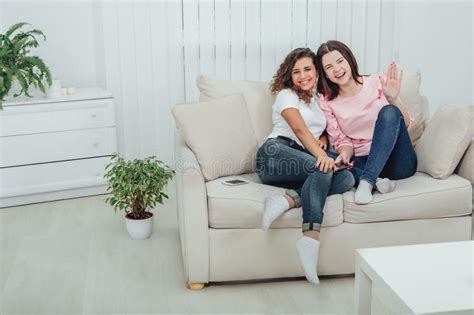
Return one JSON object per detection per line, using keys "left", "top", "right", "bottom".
{"left": 0, "top": 88, "right": 117, "bottom": 208}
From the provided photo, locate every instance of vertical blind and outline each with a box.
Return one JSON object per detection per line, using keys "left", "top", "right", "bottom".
{"left": 101, "top": 0, "right": 397, "bottom": 164}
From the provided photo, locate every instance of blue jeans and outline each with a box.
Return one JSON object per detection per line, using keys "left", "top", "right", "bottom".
{"left": 255, "top": 137, "right": 355, "bottom": 232}
{"left": 350, "top": 105, "right": 417, "bottom": 186}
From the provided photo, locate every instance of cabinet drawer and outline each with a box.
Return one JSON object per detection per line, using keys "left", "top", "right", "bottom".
{"left": 0, "top": 157, "right": 112, "bottom": 198}
{"left": 1, "top": 127, "right": 117, "bottom": 167}
{"left": 0, "top": 99, "right": 115, "bottom": 136}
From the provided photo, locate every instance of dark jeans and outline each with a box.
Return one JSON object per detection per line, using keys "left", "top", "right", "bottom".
{"left": 255, "top": 137, "right": 355, "bottom": 232}
{"left": 350, "top": 105, "right": 417, "bottom": 186}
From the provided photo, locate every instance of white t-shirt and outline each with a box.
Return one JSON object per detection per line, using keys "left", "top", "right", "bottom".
{"left": 267, "top": 89, "right": 326, "bottom": 147}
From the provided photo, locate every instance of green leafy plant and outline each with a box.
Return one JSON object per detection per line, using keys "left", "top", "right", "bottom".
{"left": 0, "top": 22, "right": 52, "bottom": 110}
{"left": 104, "top": 155, "right": 175, "bottom": 220}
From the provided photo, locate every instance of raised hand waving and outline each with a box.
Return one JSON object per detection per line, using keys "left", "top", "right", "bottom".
{"left": 380, "top": 63, "right": 403, "bottom": 102}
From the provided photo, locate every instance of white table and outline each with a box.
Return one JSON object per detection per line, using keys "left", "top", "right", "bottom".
{"left": 355, "top": 241, "right": 474, "bottom": 315}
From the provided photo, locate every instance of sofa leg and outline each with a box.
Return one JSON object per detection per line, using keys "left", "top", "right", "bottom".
{"left": 188, "top": 283, "right": 205, "bottom": 290}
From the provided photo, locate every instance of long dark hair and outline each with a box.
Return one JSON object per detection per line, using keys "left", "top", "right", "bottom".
{"left": 270, "top": 47, "right": 317, "bottom": 104}
{"left": 316, "top": 40, "right": 363, "bottom": 101}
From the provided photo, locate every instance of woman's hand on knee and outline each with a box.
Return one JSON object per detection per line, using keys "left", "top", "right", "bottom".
{"left": 316, "top": 155, "right": 335, "bottom": 173}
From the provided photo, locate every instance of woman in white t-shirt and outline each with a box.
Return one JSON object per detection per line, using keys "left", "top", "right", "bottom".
{"left": 255, "top": 48, "right": 354, "bottom": 284}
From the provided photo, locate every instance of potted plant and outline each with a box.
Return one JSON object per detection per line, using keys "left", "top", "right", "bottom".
{"left": 0, "top": 22, "right": 52, "bottom": 110}
{"left": 104, "top": 154, "right": 174, "bottom": 239}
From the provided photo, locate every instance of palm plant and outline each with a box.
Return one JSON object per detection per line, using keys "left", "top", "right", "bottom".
{"left": 0, "top": 22, "right": 52, "bottom": 110}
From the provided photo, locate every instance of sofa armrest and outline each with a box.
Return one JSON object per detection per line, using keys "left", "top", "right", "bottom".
{"left": 175, "top": 132, "right": 210, "bottom": 285}
{"left": 456, "top": 140, "right": 473, "bottom": 183}
{"left": 456, "top": 139, "right": 473, "bottom": 201}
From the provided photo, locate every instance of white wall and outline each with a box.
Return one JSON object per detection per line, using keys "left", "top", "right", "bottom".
{"left": 1, "top": 0, "right": 100, "bottom": 88}
{"left": 1, "top": 0, "right": 472, "bottom": 163}
{"left": 396, "top": 0, "right": 473, "bottom": 112}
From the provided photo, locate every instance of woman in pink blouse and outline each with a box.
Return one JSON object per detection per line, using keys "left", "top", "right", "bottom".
{"left": 315, "top": 40, "right": 417, "bottom": 204}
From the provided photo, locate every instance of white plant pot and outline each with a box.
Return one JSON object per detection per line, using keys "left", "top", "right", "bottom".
{"left": 124, "top": 213, "right": 154, "bottom": 240}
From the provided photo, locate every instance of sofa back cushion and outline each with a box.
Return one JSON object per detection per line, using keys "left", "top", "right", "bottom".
{"left": 197, "top": 75, "right": 275, "bottom": 145}
{"left": 172, "top": 94, "right": 258, "bottom": 181}
{"left": 415, "top": 105, "right": 473, "bottom": 179}
{"left": 398, "top": 70, "right": 428, "bottom": 145}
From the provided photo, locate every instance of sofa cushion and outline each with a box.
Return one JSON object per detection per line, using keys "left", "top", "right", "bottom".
{"left": 398, "top": 70, "right": 427, "bottom": 145}
{"left": 343, "top": 172, "right": 472, "bottom": 224}
{"left": 415, "top": 105, "right": 472, "bottom": 179}
{"left": 172, "top": 94, "right": 258, "bottom": 181}
{"left": 206, "top": 173, "right": 344, "bottom": 229}
{"left": 197, "top": 75, "right": 275, "bottom": 145}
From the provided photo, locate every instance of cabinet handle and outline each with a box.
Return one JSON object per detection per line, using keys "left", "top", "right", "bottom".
{"left": 93, "top": 142, "right": 100, "bottom": 147}
{"left": 91, "top": 114, "right": 97, "bottom": 118}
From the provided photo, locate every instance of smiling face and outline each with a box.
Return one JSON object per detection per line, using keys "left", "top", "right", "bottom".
{"left": 291, "top": 57, "right": 317, "bottom": 92}
{"left": 316, "top": 40, "right": 362, "bottom": 100}
{"left": 321, "top": 50, "right": 353, "bottom": 87}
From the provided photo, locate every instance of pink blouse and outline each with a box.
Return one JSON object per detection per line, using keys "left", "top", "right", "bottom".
{"left": 319, "top": 74, "right": 412, "bottom": 156}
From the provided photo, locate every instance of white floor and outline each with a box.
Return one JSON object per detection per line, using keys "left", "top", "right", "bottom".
{"left": 0, "top": 194, "right": 395, "bottom": 314}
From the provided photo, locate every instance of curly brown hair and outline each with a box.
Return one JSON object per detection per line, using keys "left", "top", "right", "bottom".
{"left": 270, "top": 47, "right": 317, "bottom": 104}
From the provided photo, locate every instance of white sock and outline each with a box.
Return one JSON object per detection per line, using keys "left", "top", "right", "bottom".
{"left": 354, "top": 179, "right": 374, "bottom": 204}
{"left": 261, "top": 195, "right": 290, "bottom": 230}
{"left": 296, "top": 236, "right": 320, "bottom": 284}
{"left": 375, "top": 177, "right": 397, "bottom": 194}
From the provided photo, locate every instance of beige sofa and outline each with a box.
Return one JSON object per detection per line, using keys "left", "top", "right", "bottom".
{"left": 173, "top": 72, "right": 473, "bottom": 289}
